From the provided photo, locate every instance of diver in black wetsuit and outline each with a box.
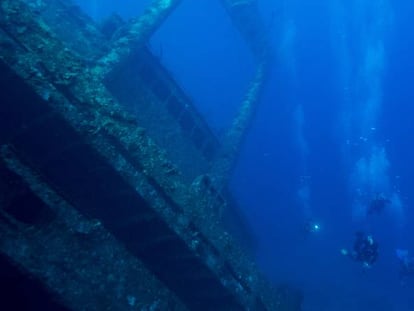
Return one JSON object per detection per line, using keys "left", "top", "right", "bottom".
{"left": 367, "top": 193, "right": 391, "bottom": 215}
{"left": 341, "top": 232, "right": 379, "bottom": 268}
{"left": 304, "top": 219, "right": 320, "bottom": 234}
{"left": 301, "top": 219, "right": 321, "bottom": 240}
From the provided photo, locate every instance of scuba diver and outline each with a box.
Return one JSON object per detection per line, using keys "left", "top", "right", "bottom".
{"left": 396, "top": 249, "right": 414, "bottom": 285}
{"left": 302, "top": 219, "right": 321, "bottom": 239}
{"left": 367, "top": 193, "right": 391, "bottom": 215}
{"left": 304, "top": 219, "right": 321, "bottom": 234}
{"left": 341, "top": 231, "right": 379, "bottom": 268}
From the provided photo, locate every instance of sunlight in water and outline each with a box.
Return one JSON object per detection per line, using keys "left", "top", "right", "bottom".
{"left": 351, "top": 146, "right": 403, "bottom": 222}
{"left": 334, "top": 0, "right": 403, "bottom": 225}
{"left": 297, "top": 182, "right": 311, "bottom": 218}
{"left": 294, "top": 105, "right": 311, "bottom": 217}
{"left": 278, "top": 18, "right": 297, "bottom": 77}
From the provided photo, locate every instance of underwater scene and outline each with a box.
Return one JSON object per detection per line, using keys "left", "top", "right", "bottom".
{"left": 1, "top": 0, "right": 414, "bottom": 310}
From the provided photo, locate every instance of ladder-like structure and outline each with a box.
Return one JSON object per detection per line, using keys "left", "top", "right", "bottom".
{"left": 0, "top": 0, "right": 302, "bottom": 310}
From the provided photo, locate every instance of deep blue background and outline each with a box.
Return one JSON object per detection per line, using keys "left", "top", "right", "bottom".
{"left": 76, "top": 1, "right": 414, "bottom": 309}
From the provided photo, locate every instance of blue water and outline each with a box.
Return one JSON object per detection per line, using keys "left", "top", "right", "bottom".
{"left": 77, "top": 1, "right": 414, "bottom": 309}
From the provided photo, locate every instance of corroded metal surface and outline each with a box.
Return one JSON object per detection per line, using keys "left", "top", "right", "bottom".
{"left": 0, "top": 0, "right": 302, "bottom": 310}
{"left": 0, "top": 146, "right": 188, "bottom": 311}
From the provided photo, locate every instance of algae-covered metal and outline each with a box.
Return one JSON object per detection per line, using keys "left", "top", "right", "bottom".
{"left": 0, "top": 0, "right": 302, "bottom": 310}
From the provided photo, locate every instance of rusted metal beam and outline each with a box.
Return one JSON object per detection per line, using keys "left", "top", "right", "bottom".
{"left": 96, "top": 0, "right": 183, "bottom": 75}
{"left": 210, "top": 60, "right": 268, "bottom": 192}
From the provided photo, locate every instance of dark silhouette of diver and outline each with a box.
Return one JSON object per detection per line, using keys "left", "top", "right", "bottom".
{"left": 367, "top": 193, "right": 391, "bottom": 215}
{"left": 301, "top": 219, "right": 321, "bottom": 240}
{"left": 341, "top": 232, "right": 379, "bottom": 268}
{"left": 304, "top": 219, "right": 320, "bottom": 234}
